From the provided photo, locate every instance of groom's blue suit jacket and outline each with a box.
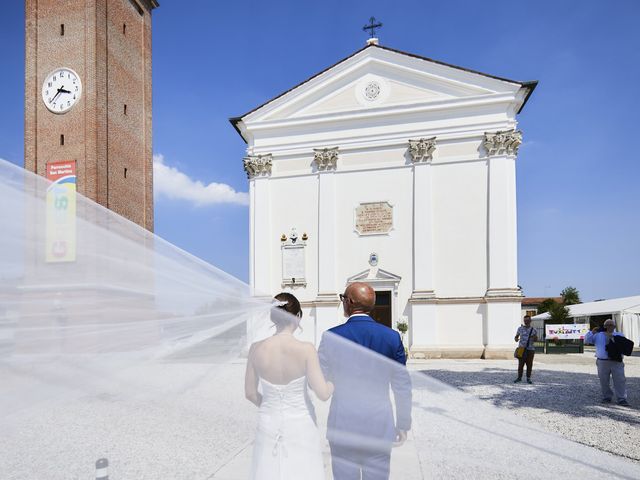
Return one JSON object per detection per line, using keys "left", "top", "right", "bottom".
{"left": 318, "top": 314, "right": 412, "bottom": 447}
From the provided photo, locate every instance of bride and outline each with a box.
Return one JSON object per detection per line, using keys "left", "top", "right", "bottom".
{"left": 245, "top": 292, "right": 334, "bottom": 480}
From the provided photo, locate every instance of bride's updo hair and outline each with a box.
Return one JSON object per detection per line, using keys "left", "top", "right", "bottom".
{"left": 272, "top": 292, "right": 302, "bottom": 329}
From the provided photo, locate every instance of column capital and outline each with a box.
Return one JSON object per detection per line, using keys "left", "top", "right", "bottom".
{"left": 408, "top": 137, "right": 436, "bottom": 163}
{"left": 313, "top": 147, "right": 339, "bottom": 171}
{"left": 243, "top": 154, "right": 272, "bottom": 179}
{"left": 483, "top": 130, "right": 522, "bottom": 157}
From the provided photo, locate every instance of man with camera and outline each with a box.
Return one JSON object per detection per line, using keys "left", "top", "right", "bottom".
{"left": 514, "top": 315, "right": 538, "bottom": 384}
{"left": 584, "top": 319, "right": 629, "bottom": 406}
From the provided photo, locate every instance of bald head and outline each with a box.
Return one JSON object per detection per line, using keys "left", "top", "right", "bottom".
{"left": 343, "top": 282, "right": 376, "bottom": 317}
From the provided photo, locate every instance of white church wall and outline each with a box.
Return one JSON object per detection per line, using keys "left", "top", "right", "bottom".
{"left": 436, "top": 303, "right": 485, "bottom": 352}
{"left": 432, "top": 160, "right": 488, "bottom": 297}
{"left": 334, "top": 166, "right": 413, "bottom": 285}
{"left": 434, "top": 138, "right": 485, "bottom": 162}
{"left": 410, "top": 303, "right": 485, "bottom": 358}
{"left": 272, "top": 155, "right": 316, "bottom": 176}
{"left": 268, "top": 174, "right": 318, "bottom": 301}
{"left": 339, "top": 145, "right": 409, "bottom": 171}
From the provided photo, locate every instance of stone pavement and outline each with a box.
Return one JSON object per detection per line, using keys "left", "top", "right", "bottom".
{"left": 209, "top": 398, "right": 422, "bottom": 479}
{"left": 3, "top": 354, "right": 640, "bottom": 479}
{"left": 211, "top": 353, "right": 640, "bottom": 479}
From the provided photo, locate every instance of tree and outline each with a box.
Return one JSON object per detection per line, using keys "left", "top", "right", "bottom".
{"left": 537, "top": 298, "right": 557, "bottom": 315}
{"left": 561, "top": 286, "right": 581, "bottom": 305}
{"left": 547, "top": 302, "right": 571, "bottom": 324}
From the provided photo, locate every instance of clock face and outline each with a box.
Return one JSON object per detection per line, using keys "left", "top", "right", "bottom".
{"left": 41, "top": 67, "right": 82, "bottom": 114}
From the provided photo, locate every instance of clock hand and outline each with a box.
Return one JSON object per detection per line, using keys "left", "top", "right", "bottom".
{"left": 60, "top": 88, "right": 71, "bottom": 94}
{"left": 51, "top": 88, "right": 63, "bottom": 103}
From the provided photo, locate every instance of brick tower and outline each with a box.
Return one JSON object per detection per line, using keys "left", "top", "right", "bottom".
{"left": 25, "top": 0, "right": 158, "bottom": 231}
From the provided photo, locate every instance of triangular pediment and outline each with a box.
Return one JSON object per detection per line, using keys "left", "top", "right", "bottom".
{"left": 347, "top": 267, "right": 402, "bottom": 284}
{"left": 237, "top": 45, "right": 534, "bottom": 126}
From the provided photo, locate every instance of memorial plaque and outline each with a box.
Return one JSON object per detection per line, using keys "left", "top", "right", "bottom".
{"left": 282, "top": 245, "right": 305, "bottom": 284}
{"left": 355, "top": 202, "right": 393, "bottom": 235}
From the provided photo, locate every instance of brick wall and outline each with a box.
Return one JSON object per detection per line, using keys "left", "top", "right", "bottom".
{"left": 24, "top": 0, "right": 156, "bottom": 231}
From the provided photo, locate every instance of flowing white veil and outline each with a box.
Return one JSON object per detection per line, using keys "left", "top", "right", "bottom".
{"left": 1, "top": 158, "right": 638, "bottom": 479}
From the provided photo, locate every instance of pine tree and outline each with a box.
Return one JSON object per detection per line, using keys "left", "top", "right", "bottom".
{"left": 561, "top": 286, "right": 581, "bottom": 305}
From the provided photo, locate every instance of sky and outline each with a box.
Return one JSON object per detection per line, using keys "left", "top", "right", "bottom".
{"left": 0, "top": 0, "right": 638, "bottom": 302}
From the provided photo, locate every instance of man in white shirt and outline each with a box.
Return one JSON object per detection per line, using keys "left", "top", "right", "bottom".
{"left": 514, "top": 315, "right": 538, "bottom": 384}
{"left": 583, "top": 318, "right": 629, "bottom": 406}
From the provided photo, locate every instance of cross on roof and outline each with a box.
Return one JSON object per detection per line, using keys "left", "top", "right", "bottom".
{"left": 362, "top": 17, "right": 382, "bottom": 39}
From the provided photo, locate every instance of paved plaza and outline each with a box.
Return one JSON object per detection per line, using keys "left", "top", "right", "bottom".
{"left": 415, "top": 353, "right": 640, "bottom": 464}
{"left": 3, "top": 353, "right": 640, "bottom": 479}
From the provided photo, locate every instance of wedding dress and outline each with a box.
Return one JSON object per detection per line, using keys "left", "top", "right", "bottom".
{"left": 250, "top": 376, "right": 325, "bottom": 480}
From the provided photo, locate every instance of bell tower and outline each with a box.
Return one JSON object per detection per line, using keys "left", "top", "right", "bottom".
{"left": 25, "top": 0, "right": 158, "bottom": 231}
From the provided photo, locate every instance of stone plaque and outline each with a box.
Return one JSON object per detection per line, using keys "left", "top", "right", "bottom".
{"left": 282, "top": 245, "right": 305, "bottom": 284}
{"left": 355, "top": 202, "right": 393, "bottom": 235}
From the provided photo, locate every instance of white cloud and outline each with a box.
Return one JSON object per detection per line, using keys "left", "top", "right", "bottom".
{"left": 153, "top": 154, "right": 248, "bottom": 207}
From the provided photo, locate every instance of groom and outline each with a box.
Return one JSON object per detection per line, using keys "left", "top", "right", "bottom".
{"left": 318, "top": 282, "right": 412, "bottom": 480}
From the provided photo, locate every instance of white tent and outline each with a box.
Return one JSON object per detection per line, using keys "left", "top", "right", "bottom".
{"left": 533, "top": 295, "right": 640, "bottom": 344}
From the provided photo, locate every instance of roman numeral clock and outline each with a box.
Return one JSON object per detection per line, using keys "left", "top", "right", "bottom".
{"left": 41, "top": 68, "right": 82, "bottom": 114}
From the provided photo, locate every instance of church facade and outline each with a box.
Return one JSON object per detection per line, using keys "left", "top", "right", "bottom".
{"left": 232, "top": 42, "right": 536, "bottom": 358}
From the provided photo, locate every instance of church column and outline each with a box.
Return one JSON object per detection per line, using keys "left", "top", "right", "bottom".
{"left": 407, "top": 138, "right": 438, "bottom": 357}
{"left": 314, "top": 147, "right": 341, "bottom": 344}
{"left": 245, "top": 154, "right": 273, "bottom": 346}
{"left": 245, "top": 154, "right": 273, "bottom": 296}
{"left": 483, "top": 130, "right": 523, "bottom": 358}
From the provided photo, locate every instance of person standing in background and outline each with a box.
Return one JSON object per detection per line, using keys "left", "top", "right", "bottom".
{"left": 514, "top": 315, "right": 538, "bottom": 384}
{"left": 584, "top": 318, "right": 629, "bottom": 406}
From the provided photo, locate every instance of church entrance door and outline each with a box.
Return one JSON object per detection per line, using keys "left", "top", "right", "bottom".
{"left": 371, "top": 290, "right": 392, "bottom": 328}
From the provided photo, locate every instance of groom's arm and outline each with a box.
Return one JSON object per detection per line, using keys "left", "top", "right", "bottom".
{"left": 390, "top": 334, "right": 412, "bottom": 431}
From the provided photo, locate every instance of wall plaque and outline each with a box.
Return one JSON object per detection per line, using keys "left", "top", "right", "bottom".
{"left": 282, "top": 245, "right": 305, "bottom": 283}
{"left": 355, "top": 202, "right": 393, "bottom": 235}
{"left": 281, "top": 228, "right": 306, "bottom": 286}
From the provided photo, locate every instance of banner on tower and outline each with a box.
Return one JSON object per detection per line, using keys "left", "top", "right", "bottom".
{"left": 46, "top": 160, "right": 77, "bottom": 262}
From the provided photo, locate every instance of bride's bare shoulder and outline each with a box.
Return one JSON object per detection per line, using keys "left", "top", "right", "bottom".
{"left": 298, "top": 340, "right": 318, "bottom": 355}
{"left": 248, "top": 339, "right": 267, "bottom": 355}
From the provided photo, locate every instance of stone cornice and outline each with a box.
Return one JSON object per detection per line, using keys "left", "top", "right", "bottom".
{"left": 246, "top": 126, "right": 514, "bottom": 160}
{"left": 483, "top": 129, "right": 522, "bottom": 157}
{"left": 314, "top": 293, "right": 341, "bottom": 306}
{"left": 313, "top": 147, "right": 339, "bottom": 171}
{"left": 243, "top": 154, "right": 272, "bottom": 178}
{"left": 408, "top": 137, "right": 436, "bottom": 163}
{"left": 244, "top": 92, "right": 518, "bottom": 132}
{"left": 485, "top": 287, "right": 524, "bottom": 302}
{"left": 409, "top": 294, "right": 524, "bottom": 305}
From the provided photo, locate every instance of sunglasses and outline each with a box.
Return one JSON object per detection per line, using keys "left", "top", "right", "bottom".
{"left": 339, "top": 294, "right": 351, "bottom": 303}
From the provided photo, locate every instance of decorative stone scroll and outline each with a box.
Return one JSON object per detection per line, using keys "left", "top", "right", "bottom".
{"left": 313, "top": 147, "right": 339, "bottom": 171}
{"left": 483, "top": 130, "right": 522, "bottom": 156}
{"left": 408, "top": 137, "right": 436, "bottom": 163}
{"left": 355, "top": 202, "right": 393, "bottom": 235}
{"left": 243, "top": 154, "right": 272, "bottom": 179}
